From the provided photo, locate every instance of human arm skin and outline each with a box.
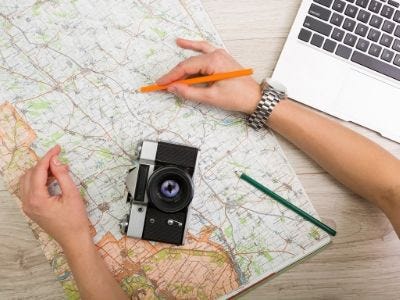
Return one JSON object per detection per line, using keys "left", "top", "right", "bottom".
{"left": 19, "top": 145, "right": 129, "bottom": 300}
{"left": 158, "top": 38, "right": 400, "bottom": 237}
{"left": 62, "top": 235, "right": 128, "bottom": 300}
{"left": 268, "top": 100, "right": 400, "bottom": 237}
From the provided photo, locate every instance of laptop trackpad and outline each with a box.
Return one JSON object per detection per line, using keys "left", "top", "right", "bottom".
{"left": 336, "top": 70, "right": 400, "bottom": 141}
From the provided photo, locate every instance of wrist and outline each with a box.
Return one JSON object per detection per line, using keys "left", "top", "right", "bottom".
{"left": 247, "top": 82, "right": 287, "bottom": 130}
{"left": 265, "top": 96, "right": 290, "bottom": 127}
{"left": 242, "top": 84, "right": 262, "bottom": 115}
{"left": 61, "top": 231, "right": 93, "bottom": 256}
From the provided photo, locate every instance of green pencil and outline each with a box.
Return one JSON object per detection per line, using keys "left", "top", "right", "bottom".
{"left": 235, "top": 171, "right": 336, "bottom": 237}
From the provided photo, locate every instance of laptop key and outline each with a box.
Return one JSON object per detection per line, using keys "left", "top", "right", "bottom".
{"left": 356, "top": 0, "right": 369, "bottom": 9}
{"left": 396, "top": 25, "right": 400, "bottom": 37}
{"left": 344, "top": 33, "right": 358, "bottom": 46}
{"left": 356, "top": 38, "right": 370, "bottom": 51}
{"left": 381, "top": 5, "right": 395, "bottom": 19}
{"left": 368, "top": 43, "right": 382, "bottom": 56}
{"left": 314, "top": 0, "right": 334, "bottom": 8}
{"left": 298, "top": 28, "right": 313, "bottom": 42}
{"left": 382, "top": 20, "right": 396, "bottom": 34}
{"left": 394, "top": 54, "right": 400, "bottom": 67}
{"left": 333, "top": 0, "right": 346, "bottom": 12}
{"left": 309, "top": 3, "right": 332, "bottom": 21}
{"left": 351, "top": 50, "right": 400, "bottom": 81}
{"left": 304, "top": 16, "right": 333, "bottom": 36}
{"left": 394, "top": 11, "right": 400, "bottom": 23}
{"left": 336, "top": 44, "right": 353, "bottom": 58}
{"left": 343, "top": 18, "right": 357, "bottom": 31}
{"left": 311, "top": 33, "right": 325, "bottom": 47}
{"left": 323, "top": 39, "right": 338, "bottom": 52}
{"left": 357, "top": 9, "right": 371, "bottom": 23}
{"left": 380, "top": 33, "right": 394, "bottom": 47}
{"left": 332, "top": 27, "right": 346, "bottom": 41}
{"left": 382, "top": 49, "right": 395, "bottom": 62}
{"left": 355, "top": 23, "right": 369, "bottom": 36}
{"left": 368, "top": 0, "right": 382, "bottom": 13}
{"left": 368, "top": 28, "right": 381, "bottom": 41}
{"left": 388, "top": 0, "right": 400, "bottom": 9}
{"left": 345, "top": 4, "right": 359, "bottom": 17}
{"left": 331, "top": 12, "right": 344, "bottom": 26}
{"left": 393, "top": 39, "right": 400, "bottom": 52}
{"left": 370, "top": 15, "right": 383, "bottom": 28}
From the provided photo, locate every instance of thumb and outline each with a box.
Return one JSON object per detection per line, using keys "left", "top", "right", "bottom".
{"left": 168, "top": 83, "right": 214, "bottom": 104}
{"left": 50, "top": 155, "right": 78, "bottom": 197}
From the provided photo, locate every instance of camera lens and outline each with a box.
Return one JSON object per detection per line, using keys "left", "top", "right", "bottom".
{"left": 147, "top": 166, "right": 194, "bottom": 213}
{"left": 160, "top": 180, "right": 181, "bottom": 198}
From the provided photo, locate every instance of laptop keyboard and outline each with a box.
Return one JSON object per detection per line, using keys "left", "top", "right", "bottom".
{"left": 298, "top": 0, "right": 400, "bottom": 81}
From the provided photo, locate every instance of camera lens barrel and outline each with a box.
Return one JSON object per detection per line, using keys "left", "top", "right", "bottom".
{"left": 160, "top": 179, "right": 181, "bottom": 198}
{"left": 147, "top": 166, "right": 194, "bottom": 213}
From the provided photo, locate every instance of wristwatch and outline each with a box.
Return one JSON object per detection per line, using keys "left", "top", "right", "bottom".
{"left": 247, "top": 80, "right": 287, "bottom": 130}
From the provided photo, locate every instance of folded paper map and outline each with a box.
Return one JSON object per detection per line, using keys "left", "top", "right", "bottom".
{"left": 0, "top": 0, "right": 330, "bottom": 299}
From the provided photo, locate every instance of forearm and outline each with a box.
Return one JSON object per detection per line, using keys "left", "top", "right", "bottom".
{"left": 63, "top": 235, "right": 128, "bottom": 300}
{"left": 268, "top": 99, "right": 400, "bottom": 234}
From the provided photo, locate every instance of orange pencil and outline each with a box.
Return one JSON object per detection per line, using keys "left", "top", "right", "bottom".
{"left": 139, "top": 68, "right": 253, "bottom": 93}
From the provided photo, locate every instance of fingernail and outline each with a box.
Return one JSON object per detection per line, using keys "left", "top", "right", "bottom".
{"left": 168, "top": 86, "right": 177, "bottom": 93}
{"left": 52, "top": 156, "right": 62, "bottom": 166}
{"left": 50, "top": 144, "right": 60, "bottom": 153}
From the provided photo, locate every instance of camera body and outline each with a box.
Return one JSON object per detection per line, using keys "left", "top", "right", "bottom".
{"left": 119, "top": 140, "right": 199, "bottom": 245}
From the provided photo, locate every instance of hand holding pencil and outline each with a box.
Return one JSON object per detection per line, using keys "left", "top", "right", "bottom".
{"left": 151, "top": 38, "right": 262, "bottom": 115}
{"left": 140, "top": 68, "right": 254, "bottom": 93}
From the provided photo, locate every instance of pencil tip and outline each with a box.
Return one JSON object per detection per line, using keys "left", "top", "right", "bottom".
{"left": 234, "top": 170, "right": 241, "bottom": 177}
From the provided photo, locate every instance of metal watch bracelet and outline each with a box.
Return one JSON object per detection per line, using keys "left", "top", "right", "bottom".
{"left": 247, "top": 85, "right": 286, "bottom": 130}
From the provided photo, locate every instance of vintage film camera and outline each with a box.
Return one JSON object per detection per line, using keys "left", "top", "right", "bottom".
{"left": 119, "top": 140, "right": 199, "bottom": 245}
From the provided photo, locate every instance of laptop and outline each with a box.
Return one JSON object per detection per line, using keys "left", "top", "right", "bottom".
{"left": 272, "top": 0, "right": 400, "bottom": 142}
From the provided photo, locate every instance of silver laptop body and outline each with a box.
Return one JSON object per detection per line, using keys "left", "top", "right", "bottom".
{"left": 273, "top": 0, "right": 400, "bottom": 142}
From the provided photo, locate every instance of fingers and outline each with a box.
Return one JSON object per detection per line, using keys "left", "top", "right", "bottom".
{"left": 168, "top": 83, "right": 215, "bottom": 104}
{"left": 32, "top": 145, "right": 61, "bottom": 188}
{"left": 157, "top": 39, "right": 217, "bottom": 85}
{"left": 20, "top": 145, "right": 61, "bottom": 201}
{"left": 176, "top": 38, "right": 216, "bottom": 54}
{"left": 18, "top": 169, "right": 32, "bottom": 200}
{"left": 50, "top": 155, "right": 78, "bottom": 198}
{"left": 19, "top": 168, "right": 50, "bottom": 217}
{"left": 157, "top": 55, "right": 210, "bottom": 85}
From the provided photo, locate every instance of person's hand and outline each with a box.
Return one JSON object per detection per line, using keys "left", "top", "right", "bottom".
{"left": 157, "top": 38, "right": 261, "bottom": 114}
{"left": 19, "top": 145, "right": 91, "bottom": 250}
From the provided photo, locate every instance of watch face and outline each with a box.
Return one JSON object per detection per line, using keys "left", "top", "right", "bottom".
{"left": 265, "top": 78, "right": 287, "bottom": 94}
